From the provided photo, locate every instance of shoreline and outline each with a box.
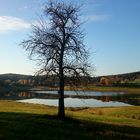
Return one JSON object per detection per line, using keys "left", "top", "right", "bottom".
{"left": 64, "top": 86, "right": 140, "bottom": 94}
{"left": 32, "top": 86, "right": 140, "bottom": 94}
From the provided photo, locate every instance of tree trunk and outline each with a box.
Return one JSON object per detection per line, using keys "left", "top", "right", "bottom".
{"left": 58, "top": 71, "right": 65, "bottom": 119}
{"left": 58, "top": 46, "right": 65, "bottom": 119}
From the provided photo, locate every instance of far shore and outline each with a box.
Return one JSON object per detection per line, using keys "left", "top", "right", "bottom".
{"left": 31, "top": 86, "right": 140, "bottom": 94}
{"left": 0, "top": 85, "right": 140, "bottom": 94}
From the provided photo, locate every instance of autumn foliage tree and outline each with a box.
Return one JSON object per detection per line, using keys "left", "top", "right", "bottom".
{"left": 21, "top": 0, "right": 91, "bottom": 119}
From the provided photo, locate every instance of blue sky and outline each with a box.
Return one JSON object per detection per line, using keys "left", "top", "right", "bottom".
{"left": 0, "top": 0, "right": 140, "bottom": 76}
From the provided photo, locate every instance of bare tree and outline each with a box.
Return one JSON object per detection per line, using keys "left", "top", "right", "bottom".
{"left": 21, "top": 0, "right": 91, "bottom": 119}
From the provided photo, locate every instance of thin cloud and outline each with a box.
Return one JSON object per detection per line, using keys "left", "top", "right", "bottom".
{"left": 82, "top": 15, "right": 111, "bottom": 22}
{"left": 0, "top": 16, "right": 30, "bottom": 33}
{"left": 23, "top": 6, "right": 28, "bottom": 9}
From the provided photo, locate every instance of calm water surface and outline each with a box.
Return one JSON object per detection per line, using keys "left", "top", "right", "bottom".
{"left": 0, "top": 90, "right": 140, "bottom": 107}
{"left": 18, "top": 98, "right": 132, "bottom": 107}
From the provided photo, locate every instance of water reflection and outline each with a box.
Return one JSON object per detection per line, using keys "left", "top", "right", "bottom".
{"left": 0, "top": 91, "right": 140, "bottom": 106}
{"left": 18, "top": 98, "right": 132, "bottom": 108}
{"left": 93, "top": 95, "right": 140, "bottom": 106}
{"left": 0, "top": 91, "right": 58, "bottom": 100}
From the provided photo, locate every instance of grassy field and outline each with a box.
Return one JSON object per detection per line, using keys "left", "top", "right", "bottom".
{"left": 0, "top": 100, "right": 140, "bottom": 140}
{"left": 65, "top": 86, "right": 140, "bottom": 94}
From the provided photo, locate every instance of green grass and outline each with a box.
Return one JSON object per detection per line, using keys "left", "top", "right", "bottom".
{"left": 32, "top": 85, "right": 140, "bottom": 94}
{"left": 65, "top": 86, "right": 140, "bottom": 94}
{"left": 0, "top": 100, "right": 140, "bottom": 140}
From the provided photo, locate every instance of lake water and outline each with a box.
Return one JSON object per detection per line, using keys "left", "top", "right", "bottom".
{"left": 0, "top": 90, "right": 140, "bottom": 107}
{"left": 18, "top": 98, "right": 133, "bottom": 107}
{"left": 30, "top": 90, "right": 126, "bottom": 96}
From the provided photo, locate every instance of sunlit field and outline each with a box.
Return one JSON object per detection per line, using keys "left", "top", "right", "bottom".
{"left": 0, "top": 100, "right": 139, "bottom": 140}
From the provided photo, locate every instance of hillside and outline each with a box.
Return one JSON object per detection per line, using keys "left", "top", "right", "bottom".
{"left": 0, "top": 71, "right": 139, "bottom": 87}
{"left": 104, "top": 71, "right": 140, "bottom": 80}
{"left": 0, "top": 73, "right": 33, "bottom": 81}
{"left": 92, "top": 71, "right": 140, "bottom": 86}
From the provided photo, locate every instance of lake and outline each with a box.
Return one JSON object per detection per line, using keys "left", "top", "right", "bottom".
{"left": 0, "top": 90, "right": 140, "bottom": 107}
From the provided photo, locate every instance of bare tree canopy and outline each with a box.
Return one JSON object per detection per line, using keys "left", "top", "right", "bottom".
{"left": 21, "top": 0, "right": 92, "bottom": 119}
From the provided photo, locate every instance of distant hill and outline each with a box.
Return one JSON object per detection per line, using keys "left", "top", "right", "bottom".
{"left": 0, "top": 71, "right": 140, "bottom": 81}
{"left": 0, "top": 71, "right": 139, "bottom": 87}
{"left": 93, "top": 71, "right": 140, "bottom": 86}
{"left": 0, "top": 73, "right": 33, "bottom": 81}
{"left": 101, "top": 71, "right": 140, "bottom": 79}
{"left": 99, "top": 71, "right": 140, "bottom": 79}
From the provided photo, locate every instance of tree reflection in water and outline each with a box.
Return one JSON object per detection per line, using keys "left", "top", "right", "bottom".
{"left": 0, "top": 91, "right": 139, "bottom": 106}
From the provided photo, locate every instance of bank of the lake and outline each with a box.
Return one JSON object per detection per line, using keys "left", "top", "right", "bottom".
{"left": 65, "top": 86, "right": 140, "bottom": 94}
{"left": 31, "top": 86, "right": 140, "bottom": 94}
{"left": 0, "top": 85, "right": 140, "bottom": 94}
{"left": 0, "top": 100, "right": 140, "bottom": 140}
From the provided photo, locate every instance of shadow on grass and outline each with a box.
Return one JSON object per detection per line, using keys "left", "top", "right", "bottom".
{"left": 0, "top": 112, "right": 139, "bottom": 140}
